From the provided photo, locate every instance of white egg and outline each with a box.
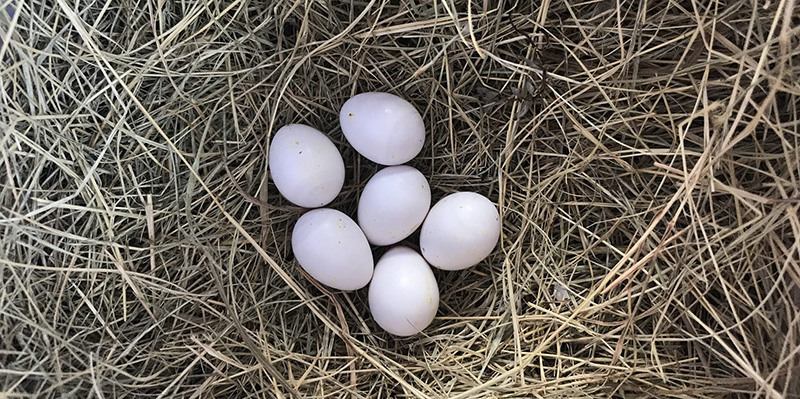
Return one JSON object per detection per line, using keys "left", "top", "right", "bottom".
{"left": 420, "top": 192, "right": 501, "bottom": 271}
{"left": 269, "top": 124, "right": 345, "bottom": 208}
{"left": 291, "top": 209, "right": 374, "bottom": 291}
{"left": 369, "top": 246, "right": 439, "bottom": 336}
{"left": 339, "top": 92, "right": 425, "bottom": 165}
{"left": 357, "top": 166, "right": 431, "bottom": 246}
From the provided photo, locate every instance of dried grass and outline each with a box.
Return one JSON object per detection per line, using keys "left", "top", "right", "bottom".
{"left": 2, "top": 0, "right": 800, "bottom": 398}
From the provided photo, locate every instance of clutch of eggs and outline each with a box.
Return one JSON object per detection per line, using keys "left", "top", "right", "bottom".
{"left": 267, "top": 91, "right": 502, "bottom": 337}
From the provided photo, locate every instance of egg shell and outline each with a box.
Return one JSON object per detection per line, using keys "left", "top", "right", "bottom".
{"left": 357, "top": 166, "right": 431, "bottom": 246}
{"left": 269, "top": 124, "right": 345, "bottom": 208}
{"left": 369, "top": 246, "right": 439, "bottom": 336}
{"left": 292, "top": 209, "right": 374, "bottom": 291}
{"left": 420, "top": 192, "right": 501, "bottom": 271}
{"left": 339, "top": 92, "right": 425, "bottom": 165}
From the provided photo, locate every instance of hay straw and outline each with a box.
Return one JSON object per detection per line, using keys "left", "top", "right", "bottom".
{"left": 1, "top": 0, "right": 799, "bottom": 398}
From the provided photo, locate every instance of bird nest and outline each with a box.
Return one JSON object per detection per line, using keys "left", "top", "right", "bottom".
{"left": 1, "top": 1, "right": 799, "bottom": 398}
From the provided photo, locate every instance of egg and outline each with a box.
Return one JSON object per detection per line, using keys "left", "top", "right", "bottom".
{"left": 369, "top": 246, "right": 439, "bottom": 336}
{"left": 357, "top": 166, "right": 431, "bottom": 246}
{"left": 291, "top": 209, "right": 374, "bottom": 291}
{"left": 269, "top": 124, "right": 345, "bottom": 208}
{"left": 419, "top": 192, "right": 501, "bottom": 271}
{"left": 339, "top": 92, "right": 425, "bottom": 165}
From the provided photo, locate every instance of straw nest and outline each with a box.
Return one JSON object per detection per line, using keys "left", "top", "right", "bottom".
{"left": 2, "top": 0, "right": 799, "bottom": 398}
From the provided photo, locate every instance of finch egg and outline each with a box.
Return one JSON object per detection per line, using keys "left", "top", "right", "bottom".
{"left": 419, "top": 192, "right": 501, "bottom": 271}
{"left": 269, "top": 124, "right": 345, "bottom": 208}
{"left": 339, "top": 92, "right": 425, "bottom": 165}
{"left": 357, "top": 165, "right": 431, "bottom": 246}
{"left": 369, "top": 246, "right": 439, "bottom": 336}
{"left": 291, "top": 209, "right": 374, "bottom": 291}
